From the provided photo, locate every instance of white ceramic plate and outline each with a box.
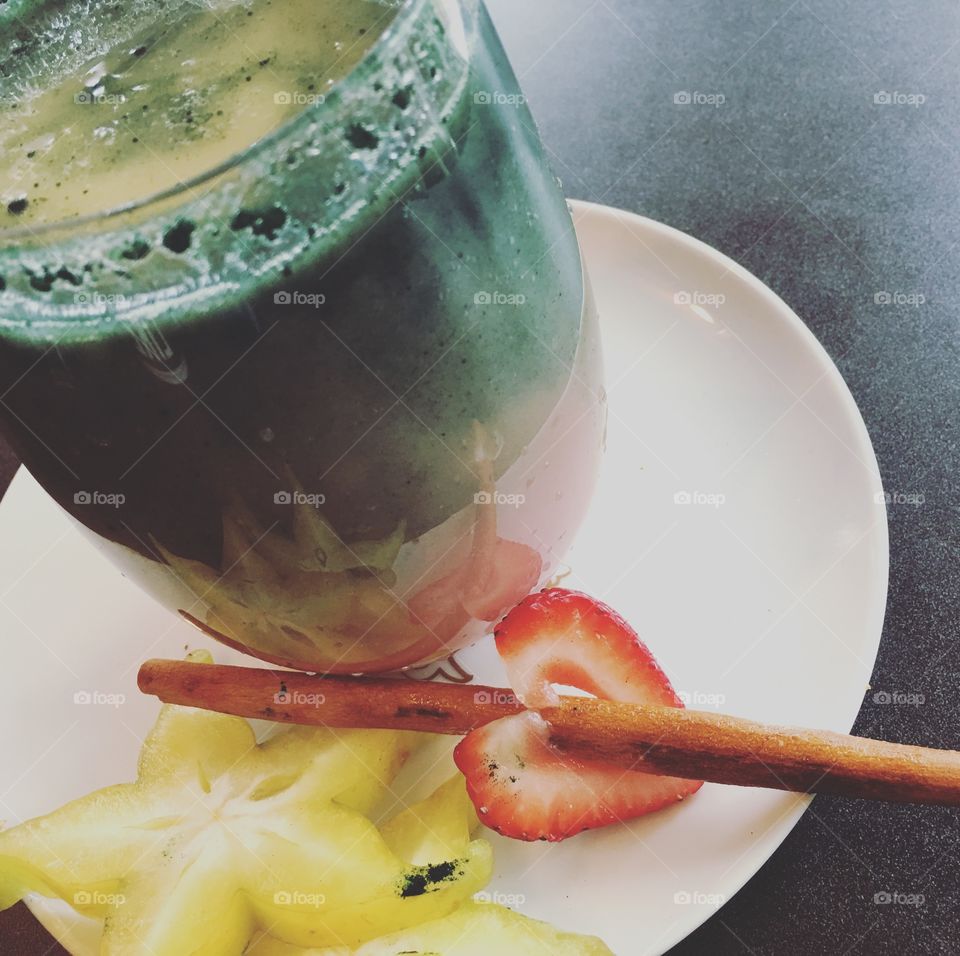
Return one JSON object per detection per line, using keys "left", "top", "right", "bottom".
{"left": 0, "top": 201, "right": 888, "bottom": 955}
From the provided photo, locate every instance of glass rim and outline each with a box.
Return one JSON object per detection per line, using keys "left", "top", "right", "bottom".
{"left": 0, "top": 0, "right": 425, "bottom": 246}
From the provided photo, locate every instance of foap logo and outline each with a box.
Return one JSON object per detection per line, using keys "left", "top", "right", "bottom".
{"left": 274, "top": 290, "right": 326, "bottom": 308}
{"left": 474, "top": 490, "right": 525, "bottom": 508}
{"left": 473, "top": 689, "right": 520, "bottom": 707}
{"left": 874, "top": 891, "right": 925, "bottom": 906}
{"left": 273, "top": 890, "right": 326, "bottom": 907}
{"left": 273, "top": 686, "right": 326, "bottom": 707}
{"left": 73, "top": 690, "right": 127, "bottom": 708}
{"left": 673, "top": 890, "right": 726, "bottom": 907}
{"left": 677, "top": 690, "right": 727, "bottom": 708}
{"left": 74, "top": 890, "right": 126, "bottom": 908}
{"left": 74, "top": 90, "right": 126, "bottom": 106}
{"left": 274, "top": 490, "right": 326, "bottom": 507}
{"left": 874, "top": 490, "right": 924, "bottom": 507}
{"left": 75, "top": 291, "right": 152, "bottom": 308}
{"left": 474, "top": 290, "right": 526, "bottom": 306}
{"left": 74, "top": 490, "right": 125, "bottom": 508}
{"left": 674, "top": 90, "right": 726, "bottom": 107}
{"left": 274, "top": 90, "right": 325, "bottom": 106}
{"left": 475, "top": 890, "right": 527, "bottom": 906}
{"left": 673, "top": 490, "right": 725, "bottom": 508}
{"left": 674, "top": 290, "right": 726, "bottom": 307}
{"left": 873, "top": 90, "right": 926, "bottom": 107}
{"left": 874, "top": 290, "right": 925, "bottom": 307}
{"left": 473, "top": 89, "right": 527, "bottom": 107}
{"left": 872, "top": 690, "right": 925, "bottom": 706}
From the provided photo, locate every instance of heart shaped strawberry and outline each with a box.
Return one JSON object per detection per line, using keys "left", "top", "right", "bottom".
{"left": 454, "top": 589, "right": 702, "bottom": 841}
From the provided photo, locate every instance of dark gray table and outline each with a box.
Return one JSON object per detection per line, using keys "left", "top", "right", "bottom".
{"left": 3, "top": 0, "right": 959, "bottom": 953}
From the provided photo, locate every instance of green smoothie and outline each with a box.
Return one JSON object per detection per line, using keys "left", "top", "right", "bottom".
{"left": 0, "top": 0, "right": 605, "bottom": 672}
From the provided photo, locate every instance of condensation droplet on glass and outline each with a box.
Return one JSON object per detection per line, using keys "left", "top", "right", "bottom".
{"left": 259, "top": 426, "right": 275, "bottom": 443}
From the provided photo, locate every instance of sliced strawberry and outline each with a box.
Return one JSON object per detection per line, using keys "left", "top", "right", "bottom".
{"left": 453, "top": 588, "right": 702, "bottom": 841}
{"left": 454, "top": 711, "right": 699, "bottom": 841}
{"left": 494, "top": 588, "right": 684, "bottom": 709}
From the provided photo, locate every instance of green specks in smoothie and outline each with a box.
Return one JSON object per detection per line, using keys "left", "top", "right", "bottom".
{"left": 230, "top": 206, "right": 287, "bottom": 241}
{"left": 121, "top": 239, "right": 151, "bottom": 261}
{"left": 391, "top": 86, "right": 412, "bottom": 110}
{"left": 162, "top": 219, "right": 195, "bottom": 254}
{"left": 345, "top": 123, "right": 379, "bottom": 150}
{"left": 27, "top": 266, "right": 82, "bottom": 293}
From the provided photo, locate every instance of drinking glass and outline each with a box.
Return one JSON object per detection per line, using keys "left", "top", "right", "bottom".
{"left": 0, "top": 0, "right": 605, "bottom": 673}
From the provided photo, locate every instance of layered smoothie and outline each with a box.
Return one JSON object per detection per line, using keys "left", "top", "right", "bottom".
{"left": 0, "top": 0, "right": 605, "bottom": 672}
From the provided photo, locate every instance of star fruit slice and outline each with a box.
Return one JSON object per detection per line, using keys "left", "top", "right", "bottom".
{"left": 0, "top": 652, "right": 492, "bottom": 954}
{"left": 247, "top": 901, "right": 615, "bottom": 956}
{"left": 249, "top": 778, "right": 614, "bottom": 955}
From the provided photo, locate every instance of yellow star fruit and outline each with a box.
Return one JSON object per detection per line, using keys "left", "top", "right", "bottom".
{"left": 249, "top": 901, "right": 615, "bottom": 955}
{"left": 0, "top": 652, "right": 492, "bottom": 954}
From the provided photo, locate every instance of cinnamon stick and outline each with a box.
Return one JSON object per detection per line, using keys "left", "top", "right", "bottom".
{"left": 138, "top": 659, "right": 960, "bottom": 806}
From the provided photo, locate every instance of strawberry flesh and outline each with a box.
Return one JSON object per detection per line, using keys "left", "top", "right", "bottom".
{"left": 494, "top": 587, "right": 685, "bottom": 709}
